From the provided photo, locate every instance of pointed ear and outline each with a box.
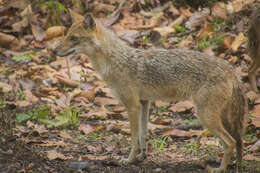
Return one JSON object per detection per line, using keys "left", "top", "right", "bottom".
{"left": 69, "top": 9, "right": 84, "bottom": 23}
{"left": 83, "top": 13, "right": 96, "bottom": 30}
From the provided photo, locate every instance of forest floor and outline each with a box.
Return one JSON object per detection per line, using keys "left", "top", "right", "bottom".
{"left": 0, "top": 0, "right": 260, "bottom": 172}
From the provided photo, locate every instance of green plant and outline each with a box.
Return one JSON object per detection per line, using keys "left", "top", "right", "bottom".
{"left": 244, "top": 133, "right": 257, "bottom": 142}
{"left": 183, "top": 118, "right": 199, "bottom": 126}
{"left": 16, "top": 104, "right": 50, "bottom": 123}
{"left": 152, "top": 136, "right": 169, "bottom": 153}
{"left": 39, "top": 108, "right": 79, "bottom": 128}
{"left": 42, "top": 0, "right": 67, "bottom": 25}
{"left": 180, "top": 140, "right": 200, "bottom": 155}
{"left": 173, "top": 25, "right": 187, "bottom": 33}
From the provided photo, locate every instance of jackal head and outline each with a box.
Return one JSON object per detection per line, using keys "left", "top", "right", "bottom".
{"left": 53, "top": 11, "right": 99, "bottom": 57}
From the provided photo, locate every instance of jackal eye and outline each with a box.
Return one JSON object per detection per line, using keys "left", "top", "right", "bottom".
{"left": 70, "top": 36, "right": 78, "bottom": 41}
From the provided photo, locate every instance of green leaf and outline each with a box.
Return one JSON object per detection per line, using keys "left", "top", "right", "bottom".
{"left": 16, "top": 113, "right": 32, "bottom": 123}
{"left": 12, "top": 55, "right": 31, "bottom": 62}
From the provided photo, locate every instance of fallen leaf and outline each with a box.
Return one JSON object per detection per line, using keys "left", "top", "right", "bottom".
{"left": 249, "top": 139, "right": 260, "bottom": 152}
{"left": 211, "top": 2, "right": 227, "bottom": 19}
{"left": 107, "top": 123, "right": 121, "bottom": 133}
{"left": 74, "top": 88, "right": 96, "bottom": 101}
{"left": 197, "top": 23, "right": 214, "bottom": 40}
{"left": 0, "top": 82, "right": 12, "bottom": 93}
{"left": 226, "top": 0, "right": 255, "bottom": 14}
{"left": 39, "top": 140, "right": 67, "bottom": 147}
{"left": 251, "top": 116, "right": 260, "bottom": 128}
{"left": 179, "top": 7, "right": 193, "bottom": 18}
{"left": 31, "top": 23, "right": 46, "bottom": 42}
{"left": 59, "top": 131, "right": 72, "bottom": 139}
{"left": 185, "top": 8, "right": 210, "bottom": 30}
{"left": 153, "top": 26, "right": 175, "bottom": 38}
{"left": 45, "top": 26, "right": 67, "bottom": 41}
{"left": 78, "top": 124, "right": 96, "bottom": 135}
{"left": 231, "top": 32, "right": 246, "bottom": 52}
{"left": 0, "top": 32, "right": 20, "bottom": 50}
{"left": 55, "top": 74, "right": 79, "bottom": 87}
{"left": 169, "top": 101, "right": 193, "bottom": 113}
{"left": 46, "top": 150, "right": 68, "bottom": 160}
{"left": 162, "top": 128, "right": 191, "bottom": 138}
{"left": 251, "top": 105, "right": 260, "bottom": 117}
{"left": 228, "top": 56, "right": 238, "bottom": 64}
{"left": 244, "top": 154, "right": 260, "bottom": 162}
{"left": 94, "top": 97, "right": 119, "bottom": 106}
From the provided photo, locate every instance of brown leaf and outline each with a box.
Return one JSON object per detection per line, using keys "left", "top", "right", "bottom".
{"left": 244, "top": 154, "right": 260, "bottom": 162}
{"left": 31, "top": 23, "right": 46, "bottom": 42}
{"left": 55, "top": 74, "right": 79, "bottom": 87}
{"left": 78, "top": 124, "right": 96, "bottom": 135}
{"left": 226, "top": 0, "right": 255, "bottom": 14}
{"left": 211, "top": 2, "right": 227, "bottom": 19}
{"left": 162, "top": 128, "right": 191, "bottom": 138}
{"left": 222, "top": 35, "right": 235, "bottom": 50}
{"left": 39, "top": 140, "right": 67, "bottom": 147}
{"left": 197, "top": 23, "right": 214, "bottom": 40}
{"left": 251, "top": 105, "right": 260, "bottom": 116}
{"left": 251, "top": 116, "right": 260, "bottom": 128}
{"left": 24, "top": 89, "right": 39, "bottom": 104}
{"left": 169, "top": 101, "right": 193, "bottom": 113}
{"left": 59, "top": 131, "right": 72, "bottom": 139}
{"left": 0, "top": 82, "right": 12, "bottom": 93}
{"left": 0, "top": 32, "right": 20, "bottom": 50}
{"left": 155, "top": 101, "right": 169, "bottom": 108}
{"left": 74, "top": 88, "right": 95, "bottom": 101}
{"left": 249, "top": 139, "right": 260, "bottom": 152}
{"left": 94, "top": 97, "right": 119, "bottom": 106}
{"left": 179, "top": 7, "right": 193, "bottom": 18}
{"left": 107, "top": 123, "right": 121, "bottom": 133}
{"left": 153, "top": 26, "right": 175, "bottom": 38}
{"left": 45, "top": 26, "right": 67, "bottom": 41}
{"left": 228, "top": 56, "right": 238, "bottom": 64}
{"left": 231, "top": 32, "right": 246, "bottom": 52}
{"left": 150, "top": 116, "right": 172, "bottom": 125}
{"left": 46, "top": 150, "right": 68, "bottom": 160}
{"left": 185, "top": 8, "right": 210, "bottom": 30}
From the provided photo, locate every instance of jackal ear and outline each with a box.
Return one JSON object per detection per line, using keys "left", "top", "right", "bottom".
{"left": 69, "top": 9, "right": 84, "bottom": 23}
{"left": 83, "top": 13, "right": 96, "bottom": 30}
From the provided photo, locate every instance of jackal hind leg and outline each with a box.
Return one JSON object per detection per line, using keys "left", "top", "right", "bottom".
{"left": 248, "top": 61, "right": 260, "bottom": 92}
{"left": 196, "top": 107, "right": 236, "bottom": 173}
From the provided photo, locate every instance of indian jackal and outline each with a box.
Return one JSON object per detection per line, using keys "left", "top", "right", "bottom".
{"left": 53, "top": 12, "right": 247, "bottom": 173}
{"left": 248, "top": 10, "right": 260, "bottom": 92}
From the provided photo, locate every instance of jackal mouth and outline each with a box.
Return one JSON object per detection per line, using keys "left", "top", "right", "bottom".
{"left": 54, "top": 48, "right": 76, "bottom": 57}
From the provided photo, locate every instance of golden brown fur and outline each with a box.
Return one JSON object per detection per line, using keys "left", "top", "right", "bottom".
{"left": 54, "top": 13, "right": 248, "bottom": 173}
{"left": 248, "top": 10, "right": 260, "bottom": 92}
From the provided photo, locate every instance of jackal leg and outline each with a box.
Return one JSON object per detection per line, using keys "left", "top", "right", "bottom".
{"left": 196, "top": 107, "right": 236, "bottom": 173}
{"left": 119, "top": 96, "right": 140, "bottom": 164}
{"left": 137, "top": 100, "right": 150, "bottom": 161}
{"left": 248, "top": 61, "right": 259, "bottom": 92}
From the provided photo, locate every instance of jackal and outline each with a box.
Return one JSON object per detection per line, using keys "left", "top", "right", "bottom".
{"left": 248, "top": 11, "right": 260, "bottom": 92}
{"left": 53, "top": 12, "right": 247, "bottom": 173}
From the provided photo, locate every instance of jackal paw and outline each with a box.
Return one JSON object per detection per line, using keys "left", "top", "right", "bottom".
{"left": 136, "top": 152, "right": 146, "bottom": 161}
{"left": 210, "top": 168, "right": 225, "bottom": 173}
{"left": 119, "top": 157, "right": 136, "bottom": 165}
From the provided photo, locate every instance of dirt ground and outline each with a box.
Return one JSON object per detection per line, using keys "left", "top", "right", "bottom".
{"left": 1, "top": 108, "right": 260, "bottom": 173}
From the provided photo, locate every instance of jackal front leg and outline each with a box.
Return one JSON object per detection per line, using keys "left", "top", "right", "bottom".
{"left": 119, "top": 100, "right": 140, "bottom": 164}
